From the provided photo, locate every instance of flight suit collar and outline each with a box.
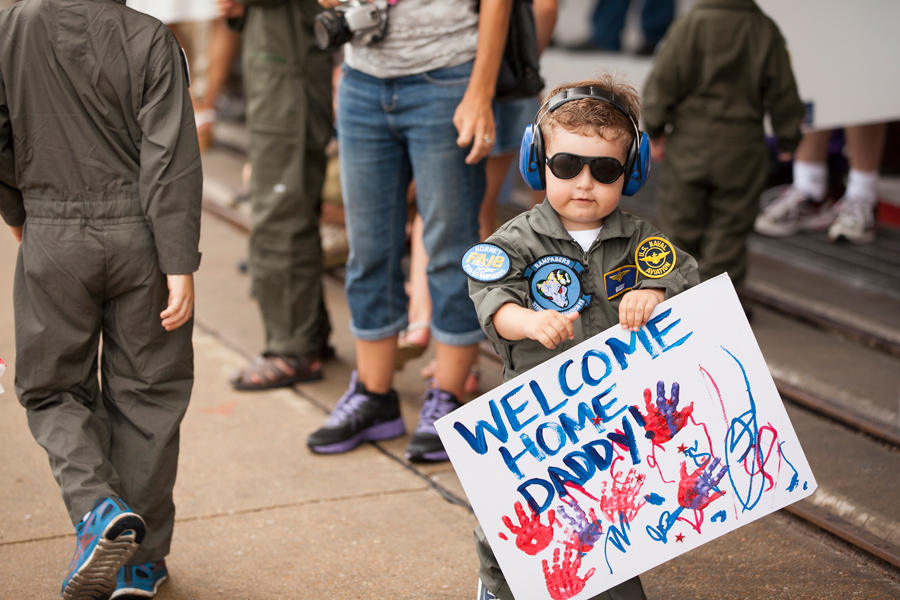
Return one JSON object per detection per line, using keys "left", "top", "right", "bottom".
{"left": 528, "top": 199, "right": 637, "bottom": 243}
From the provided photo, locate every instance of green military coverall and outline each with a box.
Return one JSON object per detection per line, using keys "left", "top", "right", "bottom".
{"left": 467, "top": 201, "right": 699, "bottom": 599}
{"left": 642, "top": 0, "right": 805, "bottom": 288}
{"left": 236, "top": 0, "right": 334, "bottom": 357}
{"left": 0, "top": 0, "right": 201, "bottom": 563}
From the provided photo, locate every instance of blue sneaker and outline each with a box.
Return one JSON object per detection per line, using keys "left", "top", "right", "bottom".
{"left": 405, "top": 382, "right": 462, "bottom": 463}
{"left": 307, "top": 371, "right": 405, "bottom": 453}
{"left": 111, "top": 560, "right": 168, "bottom": 599}
{"left": 61, "top": 497, "right": 146, "bottom": 600}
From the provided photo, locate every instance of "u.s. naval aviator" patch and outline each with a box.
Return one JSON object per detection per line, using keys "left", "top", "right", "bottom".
{"left": 635, "top": 237, "right": 676, "bottom": 278}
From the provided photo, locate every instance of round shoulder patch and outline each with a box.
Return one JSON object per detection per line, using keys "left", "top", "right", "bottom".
{"left": 461, "top": 243, "right": 511, "bottom": 282}
{"left": 635, "top": 237, "right": 676, "bottom": 278}
{"left": 524, "top": 255, "right": 591, "bottom": 313}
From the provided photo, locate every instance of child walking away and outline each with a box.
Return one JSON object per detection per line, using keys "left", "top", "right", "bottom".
{"left": 642, "top": 0, "right": 804, "bottom": 300}
{"left": 466, "top": 73, "right": 699, "bottom": 599}
{"left": 0, "top": 1, "right": 202, "bottom": 598}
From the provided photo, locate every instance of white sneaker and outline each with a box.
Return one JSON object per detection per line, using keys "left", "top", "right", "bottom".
{"left": 828, "top": 195, "right": 876, "bottom": 244}
{"left": 755, "top": 185, "right": 835, "bottom": 237}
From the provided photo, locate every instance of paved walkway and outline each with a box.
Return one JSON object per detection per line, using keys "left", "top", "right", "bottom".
{"left": 2, "top": 209, "right": 899, "bottom": 599}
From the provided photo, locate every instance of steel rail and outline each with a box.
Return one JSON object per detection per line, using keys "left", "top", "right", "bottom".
{"left": 785, "top": 500, "right": 900, "bottom": 570}
{"left": 742, "top": 287, "right": 900, "bottom": 359}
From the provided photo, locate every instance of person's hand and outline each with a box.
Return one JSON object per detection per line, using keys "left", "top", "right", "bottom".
{"left": 318, "top": 0, "right": 346, "bottom": 8}
{"left": 160, "top": 274, "right": 195, "bottom": 331}
{"left": 523, "top": 310, "right": 578, "bottom": 349}
{"left": 618, "top": 288, "right": 664, "bottom": 332}
{"left": 10, "top": 225, "right": 22, "bottom": 243}
{"left": 649, "top": 135, "right": 666, "bottom": 163}
{"left": 453, "top": 92, "right": 496, "bottom": 165}
{"left": 216, "top": 0, "right": 244, "bottom": 19}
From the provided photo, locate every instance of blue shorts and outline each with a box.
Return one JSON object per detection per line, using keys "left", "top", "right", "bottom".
{"left": 491, "top": 95, "right": 539, "bottom": 156}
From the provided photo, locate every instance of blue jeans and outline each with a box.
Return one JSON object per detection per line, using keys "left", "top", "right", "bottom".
{"left": 338, "top": 62, "right": 486, "bottom": 345}
{"left": 591, "top": 0, "right": 674, "bottom": 50}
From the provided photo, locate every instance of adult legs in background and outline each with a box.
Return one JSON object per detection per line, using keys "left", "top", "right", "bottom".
{"left": 829, "top": 123, "right": 887, "bottom": 243}
{"left": 231, "top": 3, "right": 334, "bottom": 390}
{"left": 195, "top": 19, "right": 242, "bottom": 150}
{"left": 308, "top": 63, "right": 484, "bottom": 461}
{"left": 755, "top": 124, "right": 887, "bottom": 243}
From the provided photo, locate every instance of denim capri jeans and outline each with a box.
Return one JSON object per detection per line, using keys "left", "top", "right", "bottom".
{"left": 337, "top": 61, "right": 486, "bottom": 346}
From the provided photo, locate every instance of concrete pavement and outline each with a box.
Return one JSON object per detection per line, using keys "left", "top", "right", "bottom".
{"left": 3, "top": 210, "right": 900, "bottom": 598}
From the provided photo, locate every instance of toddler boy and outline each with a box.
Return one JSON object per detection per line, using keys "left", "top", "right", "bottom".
{"left": 0, "top": 1, "right": 201, "bottom": 598}
{"left": 466, "top": 73, "right": 699, "bottom": 599}
{"left": 642, "top": 0, "right": 805, "bottom": 292}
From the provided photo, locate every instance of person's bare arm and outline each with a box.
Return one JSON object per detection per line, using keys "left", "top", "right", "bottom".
{"left": 454, "top": 0, "right": 513, "bottom": 165}
{"left": 493, "top": 303, "right": 578, "bottom": 349}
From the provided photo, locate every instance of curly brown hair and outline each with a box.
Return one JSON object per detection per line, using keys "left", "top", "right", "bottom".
{"left": 539, "top": 71, "right": 642, "bottom": 152}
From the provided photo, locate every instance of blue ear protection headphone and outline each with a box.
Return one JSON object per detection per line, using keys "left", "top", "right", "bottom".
{"left": 518, "top": 86, "right": 650, "bottom": 196}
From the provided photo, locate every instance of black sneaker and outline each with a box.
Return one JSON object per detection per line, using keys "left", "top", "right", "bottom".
{"left": 307, "top": 371, "right": 405, "bottom": 454}
{"left": 405, "top": 382, "right": 463, "bottom": 463}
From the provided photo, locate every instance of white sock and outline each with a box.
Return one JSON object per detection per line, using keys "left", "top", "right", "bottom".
{"left": 792, "top": 160, "right": 828, "bottom": 201}
{"left": 844, "top": 169, "right": 879, "bottom": 205}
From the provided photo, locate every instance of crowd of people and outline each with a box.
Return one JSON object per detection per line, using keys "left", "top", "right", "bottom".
{"left": 0, "top": 0, "right": 891, "bottom": 599}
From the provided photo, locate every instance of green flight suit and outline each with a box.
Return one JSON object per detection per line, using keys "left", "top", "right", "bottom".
{"left": 642, "top": 0, "right": 805, "bottom": 288}
{"left": 237, "top": 0, "right": 334, "bottom": 356}
{"left": 470, "top": 202, "right": 699, "bottom": 381}
{"left": 0, "top": 0, "right": 201, "bottom": 563}
{"left": 467, "top": 201, "right": 699, "bottom": 599}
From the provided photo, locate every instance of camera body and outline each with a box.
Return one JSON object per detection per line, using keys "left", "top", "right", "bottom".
{"left": 314, "top": 0, "right": 388, "bottom": 51}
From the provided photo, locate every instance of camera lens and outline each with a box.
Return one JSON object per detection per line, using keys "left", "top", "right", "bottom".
{"left": 313, "top": 11, "right": 353, "bottom": 51}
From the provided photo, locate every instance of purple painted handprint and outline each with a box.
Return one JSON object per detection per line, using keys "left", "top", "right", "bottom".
{"left": 678, "top": 457, "right": 728, "bottom": 510}
{"left": 558, "top": 503, "right": 603, "bottom": 553}
{"left": 635, "top": 381, "right": 694, "bottom": 444}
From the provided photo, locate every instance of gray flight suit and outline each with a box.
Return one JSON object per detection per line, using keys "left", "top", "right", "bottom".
{"left": 0, "top": 0, "right": 201, "bottom": 563}
{"left": 642, "top": 0, "right": 805, "bottom": 288}
{"left": 235, "top": 0, "right": 334, "bottom": 356}
{"left": 467, "top": 201, "right": 699, "bottom": 599}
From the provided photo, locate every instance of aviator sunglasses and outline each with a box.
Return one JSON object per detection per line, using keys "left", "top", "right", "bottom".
{"left": 545, "top": 152, "right": 626, "bottom": 184}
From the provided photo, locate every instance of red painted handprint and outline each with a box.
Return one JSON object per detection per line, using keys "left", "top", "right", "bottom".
{"left": 678, "top": 457, "right": 728, "bottom": 510}
{"left": 599, "top": 467, "right": 646, "bottom": 524}
{"left": 502, "top": 501, "right": 557, "bottom": 556}
{"left": 542, "top": 546, "right": 596, "bottom": 600}
{"left": 636, "top": 380, "right": 693, "bottom": 443}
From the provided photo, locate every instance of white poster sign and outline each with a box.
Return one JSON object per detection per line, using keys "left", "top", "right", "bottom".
{"left": 436, "top": 275, "right": 816, "bottom": 600}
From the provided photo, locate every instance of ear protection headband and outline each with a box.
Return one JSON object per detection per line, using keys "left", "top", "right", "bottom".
{"left": 518, "top": 86, "right": 650, "bottom": 196}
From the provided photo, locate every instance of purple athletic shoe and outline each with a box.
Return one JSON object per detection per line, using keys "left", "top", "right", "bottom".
{"left": 405, "top": 382, "right": 462, "bottom": 463}
{"left": 307, "top": 371, "right": 405, "bottom": 453}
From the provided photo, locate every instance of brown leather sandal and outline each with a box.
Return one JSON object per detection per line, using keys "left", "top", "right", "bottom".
{"left": 230, "top": 353, "right": 323, "bottom": 391}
